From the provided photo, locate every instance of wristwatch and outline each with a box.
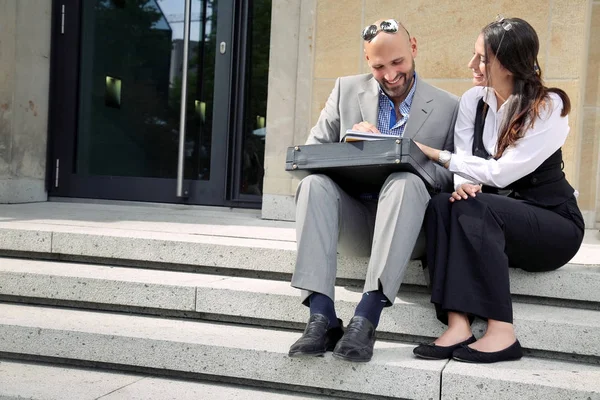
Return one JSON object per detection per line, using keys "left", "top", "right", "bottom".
{"left": 438, "top": 150, "right": 452, "bottom": 166}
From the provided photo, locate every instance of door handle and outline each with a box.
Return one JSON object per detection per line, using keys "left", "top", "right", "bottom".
{"left": 176, "top": 0, "right": 192, "bottom": 198}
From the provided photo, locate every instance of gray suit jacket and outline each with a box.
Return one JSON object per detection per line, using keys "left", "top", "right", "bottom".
{"left": 306, "top": 74, "right": 459, "bottom": 191}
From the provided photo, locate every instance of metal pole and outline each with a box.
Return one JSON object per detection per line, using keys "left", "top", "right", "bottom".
{"left": 176, "top": 0, "right": 192, "bottom": 197}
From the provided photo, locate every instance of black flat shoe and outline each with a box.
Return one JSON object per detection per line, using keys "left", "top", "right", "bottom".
{"left": 413, "top": 335, "right": 477, "bottom": 360}
{"left": 332, "top": 316, "right": 376, "bottom": 362}
{"left": 452, "top": 340, "right": 523, "bottom": 363}
{"left": 288, "top": 314, "right": 344, "bottom": 357}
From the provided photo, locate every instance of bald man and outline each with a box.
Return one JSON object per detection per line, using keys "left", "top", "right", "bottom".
{"left": 288, "top": 19, "right": 459, "bottom": 362}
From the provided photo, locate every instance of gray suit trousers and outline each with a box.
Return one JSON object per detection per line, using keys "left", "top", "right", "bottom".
{"left": 291, "top": 172, "right": 431, "bottom": 305}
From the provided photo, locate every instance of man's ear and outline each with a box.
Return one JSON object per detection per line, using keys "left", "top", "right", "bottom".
{"left": 364, "top": 48, "right": 369, "bottom": 62}
{"left": 410, "top": 37, "right": 418, "bottom": 58}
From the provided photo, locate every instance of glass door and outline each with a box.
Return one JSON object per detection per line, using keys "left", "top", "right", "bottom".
{"left": 50, "top": 0, "right": 234, "bottom": 205}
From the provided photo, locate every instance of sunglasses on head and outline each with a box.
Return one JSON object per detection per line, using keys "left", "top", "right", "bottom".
{"left": 361, "top": 19, "right": 401, "bottom": 42}
{"left": 489, "top": 15, "right": 514, "bottom": 61}
{"left": 495, "top": 14, "right": 513, "bottom": 31}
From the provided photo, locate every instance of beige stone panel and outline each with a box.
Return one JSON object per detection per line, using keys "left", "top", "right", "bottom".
{"left": 310, "top": 79, "right": 337, "bottom": 133}
{"left": 577, "top": 108, "right": 600, "bottom": 210}
{"left": 546, "top": 80, "right": 581, "bottom": 183}
{"left": 293, "top": 0, "right": 318, "bottom": 154}
{"left": 263, "top": 176, "right": 295, "bottom": 196}
{"left": 363, "top": 0, "right": 551, "bottom": 79}
{"left": 314, "top": 0, "right": 363, "bottom": 79}
{"left": 264, "top": 0, "right": 301, "bottom": 156}
{"left": 264, "top": 154, "right": 292, "bottom": 181}
{"left": 0, "top": 0, "right": 16, "bottom": 178}
{"left": 11, "top": 0, "right": 52, "bottom": 180}
{"left": 425, "top": 79, "right": 474, "bottom": 98}
{"left": 585, "top": 3, "right": 600, "bottom": 106}
{"left": 263, "top": 0, "right": 302, "bottom": 207}
{"left": 265, "top": 125, "right": 296, "bottom": 155}
{"left": 546, "top": 0, "right": 589, "bottom": 79}
{"left": 291, "top": 175, "right": 303, "bottom": 191}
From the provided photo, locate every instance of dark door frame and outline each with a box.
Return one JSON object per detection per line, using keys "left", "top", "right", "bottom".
{"left": 47, "top": 0, "right": 261, "bottom": 208}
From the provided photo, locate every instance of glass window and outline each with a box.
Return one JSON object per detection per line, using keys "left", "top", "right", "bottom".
{"left": 240, "top": 0, "right": 271, "bottom": 196}
{"left": 76, "top": 0, "right": 218, "bottom": 181}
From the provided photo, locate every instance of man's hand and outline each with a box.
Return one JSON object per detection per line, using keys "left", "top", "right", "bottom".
{"left": 352, "top": 121, "right": 380, "bottom": 133}
{"left": 450, "top": 183, "right": 482, "bottom": 202}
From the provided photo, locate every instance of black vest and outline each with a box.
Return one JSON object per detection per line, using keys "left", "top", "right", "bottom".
{"left": 473, "top": 99, "right": 574, "bottom": 207}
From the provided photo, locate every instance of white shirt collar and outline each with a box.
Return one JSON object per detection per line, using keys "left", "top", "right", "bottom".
{"left": 482, "top": 87, "right": 510, "bottom": 113}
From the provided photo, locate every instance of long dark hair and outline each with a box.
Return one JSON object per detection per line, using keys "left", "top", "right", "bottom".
{"left": 482, "top": 18, "right": 570, "bottom": 158}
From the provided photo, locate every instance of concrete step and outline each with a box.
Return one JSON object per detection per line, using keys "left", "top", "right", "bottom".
{"left": 0, "top": 303, "right": 446, "bottom": 400}
{"left": 440, "top": 358, "right": 600, "bottom": 400}
{"left": 1, "top": 258, "right": 598, "bottom": 362}
{"left": 1, "top": 222, "right": 599, "bottom": 304}
{"left": 0, "top": 304, "right": 598, "bottom": 400}
{"left": 0, "top": 360, "right": 326, "bottom": 400}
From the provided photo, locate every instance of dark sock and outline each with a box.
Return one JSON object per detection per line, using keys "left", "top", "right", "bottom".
{"left": 309, "top": 293, "right": 339, "bottom": 328}
{"left": 354, "top": 290, "right": 388, "bottom": 328}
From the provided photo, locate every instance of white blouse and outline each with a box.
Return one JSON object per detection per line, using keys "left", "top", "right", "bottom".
{"left": 449, "top": 86, "right": 570, "bottom": 191}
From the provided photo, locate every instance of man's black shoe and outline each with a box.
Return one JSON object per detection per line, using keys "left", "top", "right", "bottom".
{"left": 332, "top": 316, "right": 376, "bottom": 362}
{"left": 288, "top": 314, "right": 344, "bottom": 357}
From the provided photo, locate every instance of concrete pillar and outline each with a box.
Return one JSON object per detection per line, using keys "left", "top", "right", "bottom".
{"left": 261, "top": 0, "right": 316, "bottom": 221}
{"left": 0, "top": 0, "right": 52, "bottom": 203}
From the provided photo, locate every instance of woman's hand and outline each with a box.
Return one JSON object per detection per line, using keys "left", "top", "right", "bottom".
{"left": 450, "top": 183, "right": 482, "bottom": 202}
{"left": 414, "top": 141, "right": 444, "bottom": 166}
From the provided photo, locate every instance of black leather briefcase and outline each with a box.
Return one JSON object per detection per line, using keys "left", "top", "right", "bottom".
{"left": 285, "top": 139, "right": 440, "bottom": 194}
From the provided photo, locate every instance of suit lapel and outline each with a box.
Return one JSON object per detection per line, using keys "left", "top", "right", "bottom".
{"left": 358, "top": 77, "right": 379, "bottom": 126}
{"left": 403, "top": 80, "right": 434, "bottom": 139}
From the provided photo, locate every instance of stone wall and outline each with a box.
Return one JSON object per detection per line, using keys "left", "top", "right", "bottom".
{"left": 0, "top": 0, "right": 52, "bottom": 203}
{"left": 584, "top": 0, "right": 600, "bottom": 224}
{"left": 262, "top": 0, "right": 597, "bottom": 224}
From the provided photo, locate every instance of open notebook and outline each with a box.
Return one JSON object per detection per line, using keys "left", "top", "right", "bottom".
{"left": 341, "top": 130, "right": 399, "bottom": 142}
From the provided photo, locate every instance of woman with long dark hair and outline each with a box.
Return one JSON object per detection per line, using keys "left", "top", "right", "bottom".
{"left": 413, "top": 17, "right": 585, "bottom": 363}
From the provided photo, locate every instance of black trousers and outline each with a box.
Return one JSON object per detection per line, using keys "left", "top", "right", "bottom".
{"left": 426, "top": 193, "right": 584, "bottom": 324}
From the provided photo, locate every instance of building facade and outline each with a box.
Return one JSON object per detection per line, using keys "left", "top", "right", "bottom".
{"left": 1, "top": 0, "right": 599, "bottom": 227}
{"left": 1, "top": 0, "right": 270, "bottom": 209}
{"left": 263, "top": 0, "right": 600, "bottom": 227}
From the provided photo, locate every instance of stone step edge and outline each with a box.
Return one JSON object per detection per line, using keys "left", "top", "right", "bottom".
{"left": 2, "top": 225, "right": 599, "bottom": 268}
{"left": 2, "top": 259, "right": 599, "bottom": 316}
{"left": 1, "top": 303, "right": 598, "bottom": 400}
{"left": 1, "top": 227, "right": 599, "bottom": 303}
{"left": 0, "top": 303, "right": 446, "bottom": 400}
{"left": 1, "top": 263, "right": 599, "bottom": 362}
{"left": 0, "top": 359, "right": 330, "bottom": 400}
{"left": 0, "top": 354, "right": 386, "bottom": 400}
